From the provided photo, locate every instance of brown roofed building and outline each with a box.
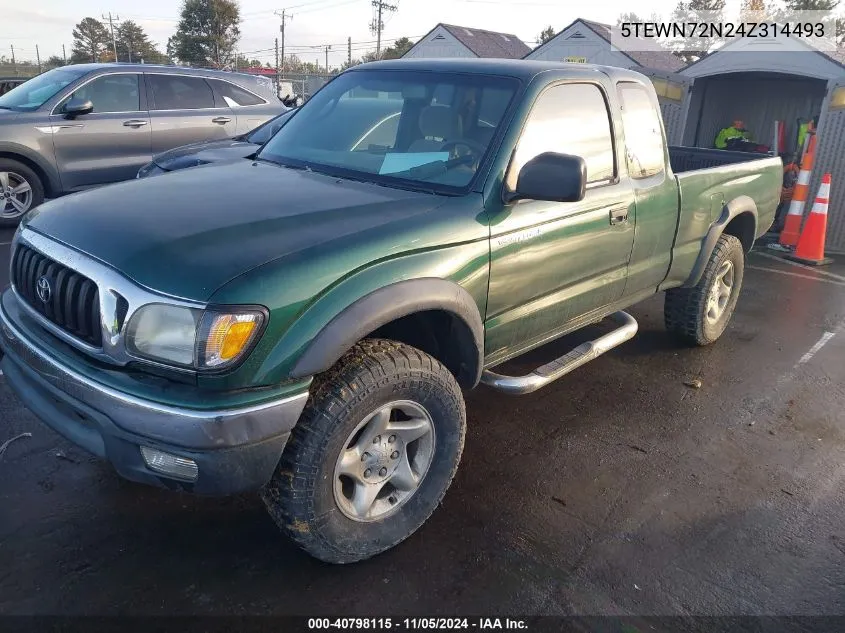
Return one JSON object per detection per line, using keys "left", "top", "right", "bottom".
{"left": 403, "top": 24, "right": 531, "bottom": 60}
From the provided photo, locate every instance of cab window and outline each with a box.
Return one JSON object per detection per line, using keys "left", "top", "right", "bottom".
{"left": 617, "top": 82, "right": 665, "bottom": 179}
{"left": 506, "top": 83, "right": 615, "bottom": 191}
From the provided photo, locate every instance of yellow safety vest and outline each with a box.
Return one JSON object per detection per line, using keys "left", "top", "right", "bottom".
{"left": 714, "top": 126, "right": 750, "bottom": 149}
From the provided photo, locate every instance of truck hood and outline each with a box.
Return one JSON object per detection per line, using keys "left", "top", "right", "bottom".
{"left": 153, "top": 138, "right": 258, "bottom": 172}
{"left": 25, "top": 160, "right": 443, "bottom": 301}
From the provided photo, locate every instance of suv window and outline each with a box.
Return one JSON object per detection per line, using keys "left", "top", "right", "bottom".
{"left": 61, "top": 74, "right": 140, "bottom": 113}
{"left": 617, "top": 82, "right": 665, "bottom": 179}
{"left": 210, "top": 79, "right": 265, "bottom": 107}
{"left": 506, "top": 83, "right": 615, "bottom": 190}
{"left": 148, "top": 74, "right": 215, "bottom": 111}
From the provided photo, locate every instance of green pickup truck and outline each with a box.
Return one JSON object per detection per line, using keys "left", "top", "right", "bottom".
{"left": 1, "top": 59, "right": 781, "bottom": 564}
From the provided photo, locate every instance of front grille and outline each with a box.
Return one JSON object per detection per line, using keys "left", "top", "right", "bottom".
{"left": 11, "top": 244, "right": 103, "bottom": 347}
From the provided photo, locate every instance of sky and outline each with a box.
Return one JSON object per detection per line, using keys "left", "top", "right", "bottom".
{"left": 2, "top": 0, "right": 747, "bottom": 70}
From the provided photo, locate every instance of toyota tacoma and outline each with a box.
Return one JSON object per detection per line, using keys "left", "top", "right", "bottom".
{"left": 0, "top": 59, "right": 781, "bottom": 564}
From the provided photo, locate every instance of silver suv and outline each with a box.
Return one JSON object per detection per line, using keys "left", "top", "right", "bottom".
{"left": 0, "top": 63, "right": 285, "bottom": 224}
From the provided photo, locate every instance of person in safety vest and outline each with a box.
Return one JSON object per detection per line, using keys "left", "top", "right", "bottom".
{"left": 714, "top": 119, "right": 751, "bottom": 149}
{"left": 797, "top": 115, "right": 818, "bottom": 153}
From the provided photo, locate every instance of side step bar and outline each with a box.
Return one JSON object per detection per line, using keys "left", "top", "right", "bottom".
{"left": 480, "top": 311, "right": 639, "bottom": 395}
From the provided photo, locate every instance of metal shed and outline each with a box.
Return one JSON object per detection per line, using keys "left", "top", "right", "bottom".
{"left": 678, "top": 36, "right": 845, "bottom": 253}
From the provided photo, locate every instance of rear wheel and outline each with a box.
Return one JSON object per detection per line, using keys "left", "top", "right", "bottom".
{"left": 664, "top": 234, "right": 745, "bottom": 346}
{"left": 0, "top": 159, "right": 44, "bottom": 226}
{"left": 261, "top": 339, "right": 466, "bottom": 564}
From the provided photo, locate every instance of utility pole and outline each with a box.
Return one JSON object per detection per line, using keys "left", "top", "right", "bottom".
{"left": 348, "top": 36, "right": 352, "bottom": 66}
{"left": 62, "top": 44, "right": 67, "bottom": 64}
{"left": 127, "top": 36, "right": 133, "bottom": 63}
{"left": 370, "top": 0, "right": 397, "bottom": 59}
{"left": 35, "top": 45, "right": 41, "bottom": 74}
{"left": 10, "top": 44, "right": 16, "bottom": 76}
{"left": 102, "top": 12, "right": 120, "bottom": 62}
{"left": 275, "top": 37, "right": 280, "bottom": 89}
{"left": 275, "top": 9, "right": 292, "bottom": 73}
{"left": 324, "top": 45, "right": 331, "bottom": 73}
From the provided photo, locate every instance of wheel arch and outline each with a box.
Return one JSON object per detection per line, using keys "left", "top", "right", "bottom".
{"left": 0, "top": 144, "right": 62, "bottom": 198}
{"left": 290, "top": 278, "right": 485, "bottom": 389}
{"left": 682, "top": 195, "right": 757, "bottom": 288}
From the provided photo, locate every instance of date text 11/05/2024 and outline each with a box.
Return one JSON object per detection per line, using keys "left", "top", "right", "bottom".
{"left": 307, "top": 618, "right": 529, "bottom": 630}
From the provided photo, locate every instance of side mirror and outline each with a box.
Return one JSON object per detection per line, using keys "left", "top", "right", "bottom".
{"left": 64, "top": 98, "right": 94, "bottom": 117}
{"left": 508, "top": 152, "right": 587, "bottom": 203}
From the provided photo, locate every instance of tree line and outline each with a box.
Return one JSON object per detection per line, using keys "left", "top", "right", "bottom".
{"left": 37, "top": 0, "right": 413, "bottom": 74}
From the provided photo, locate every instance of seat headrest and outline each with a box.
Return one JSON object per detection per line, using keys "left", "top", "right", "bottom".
{"left": 419, "top": 105, "right": 459, "bottom": 140}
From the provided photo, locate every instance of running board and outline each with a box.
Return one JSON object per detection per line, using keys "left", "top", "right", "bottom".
{"left": 480, "top": 311, "right": 639, "bottom": 395}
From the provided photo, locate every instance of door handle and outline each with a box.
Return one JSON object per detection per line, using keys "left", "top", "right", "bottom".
{"left": 212, "top": 116, "right": 232, "bottom": 124}
{"left": 123, "top": 119, "right": 148, "bottom": 128}
{"left": 609, "top": 206, "right": 629, "bottom": 226}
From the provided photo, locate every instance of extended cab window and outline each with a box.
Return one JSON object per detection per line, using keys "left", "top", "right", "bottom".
{"left": 148, "top": 75, "right": 215, "bottom": 110}
{"left": 617, "top": 82, "right": 665, "bottom": 179}
{"left": 60, "top": 74, "right": 140, "bottom": 113}
{"left": 506, "top": 83, "right": 614, "bottom": 191}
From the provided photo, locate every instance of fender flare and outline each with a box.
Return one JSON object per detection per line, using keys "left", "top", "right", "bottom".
{"left": 291, "top": 278, "right": 485, "bottom": 385}
{"left": 682, "top": 195, "right": 758, "bottom": 288}
{"left": 0, "top": 142, "right": 62, "bottom": 196}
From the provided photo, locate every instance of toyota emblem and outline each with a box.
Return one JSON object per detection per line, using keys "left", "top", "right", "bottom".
{"left": 36, "top": 276, "right": 51, "bottom": 303}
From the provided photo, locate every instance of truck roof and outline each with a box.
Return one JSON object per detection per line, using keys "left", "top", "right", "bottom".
{"left": 353, "top": 58, "right": 649, "bottom": 84}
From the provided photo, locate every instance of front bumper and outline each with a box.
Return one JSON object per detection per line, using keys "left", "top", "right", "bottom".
{"left": 0, "top": 293, "right": 309, "bottom": 495}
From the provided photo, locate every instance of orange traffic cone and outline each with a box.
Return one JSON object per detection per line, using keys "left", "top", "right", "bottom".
{"left": 787, "top": 173, "right": 834, "bottom": 266}
{"left": 779, "top": 135, "right": 816, "bottom": 247}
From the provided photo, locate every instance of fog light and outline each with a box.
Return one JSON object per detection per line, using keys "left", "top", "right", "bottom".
{"left": 140, "top": 446, "right": 198, "bottom": 481}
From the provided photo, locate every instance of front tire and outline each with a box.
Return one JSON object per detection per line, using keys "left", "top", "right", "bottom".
{"left": 664, "top": 234, "right": 745, "bottom": 346}
{"left": 0, "top": 158, "right": 44, "bottom": 226}
{"left": 261, "top": 339, "right": 466, "bottom": 564}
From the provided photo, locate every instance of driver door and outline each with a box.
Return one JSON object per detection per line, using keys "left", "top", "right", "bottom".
{"left": 50, "top": 72, "right": 151, "bottom": 190}
{"left": 484, "top": 82, "right": 636, "bottom": 361}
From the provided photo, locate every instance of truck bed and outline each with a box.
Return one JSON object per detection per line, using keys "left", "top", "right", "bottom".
{"left": 668, "top": 146, "right": 773, "bottom": 173}
{"left": 661, "top": 146, "right": 783, "bottom": 289}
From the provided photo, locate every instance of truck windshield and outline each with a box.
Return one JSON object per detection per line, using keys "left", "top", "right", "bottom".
{"left": 0, "top": 66, "right": 90, "bottom": 111}
{"left": 258, "top": 69, "right": 519, "bottom": 193}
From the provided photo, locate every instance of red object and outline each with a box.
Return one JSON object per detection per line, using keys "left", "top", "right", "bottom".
{"left": 777, "top": 121, "right": 786, "bottom": 155}
{"left": 788, "top": 173, "right": 834, "bottom": 266}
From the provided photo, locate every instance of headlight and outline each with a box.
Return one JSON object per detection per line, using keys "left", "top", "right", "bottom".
{"left": 125, "top": 304, "right": 265, "bottom": 370}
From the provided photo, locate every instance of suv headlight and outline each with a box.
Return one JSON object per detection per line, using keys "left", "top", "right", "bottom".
{"left": 125, "top": 304, "right": 265, "bottom": 370}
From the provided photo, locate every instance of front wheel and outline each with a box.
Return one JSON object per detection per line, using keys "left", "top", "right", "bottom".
{"left": 261, "top": 339, "right": 466, "bottom": 564}
{"left": 0, "top": 158, "right": 45, "bottom": 226}
{"left": 664, "top": 234, "right": 745, "bottom": 346}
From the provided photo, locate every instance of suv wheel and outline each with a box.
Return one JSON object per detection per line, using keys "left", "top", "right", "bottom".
{"left": 0, "top": 159, "right": 44, "bottom": 225}
{"left": 664, "top": 234, "right": 745, "bottom": 346}
{"left": 261, "top": 339, "right": 466, "bottom": 564}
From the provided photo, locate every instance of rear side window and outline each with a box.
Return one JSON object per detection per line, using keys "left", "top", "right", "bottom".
{"left": 617, "top": 82, "right": 665, "bottom": 179}
{"left": 507, "top": 83, "right": 615, "bottom": 190}
{"left": 62, "top": 74, "right": 140, "bottom": 113}
{"left": 148, "top": 75, "right": 215, "bottom": 110}
{"left": 210, "top": 79, "right": 265, "bottom": 107}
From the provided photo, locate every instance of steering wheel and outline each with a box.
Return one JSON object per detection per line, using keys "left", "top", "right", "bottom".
{"left": 440, "top": 138, "right": 486, "bottom": 160}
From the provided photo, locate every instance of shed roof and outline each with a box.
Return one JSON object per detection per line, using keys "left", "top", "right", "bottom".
{"left": 435, "top": 24, "right": 532, "bottom": 59}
